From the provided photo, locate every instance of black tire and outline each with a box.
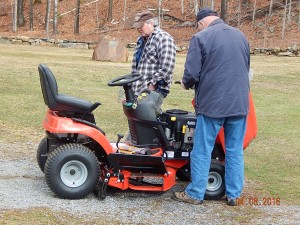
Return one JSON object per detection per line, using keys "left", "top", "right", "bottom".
{"left": 176, "top": 161, "right": 225, "bottom": 200}
{"left": 176, "top": 163, "right": 191, "bottom": 181}
{"left": 44, "top": 143, "right": 100, "bottom": 199}
{"left": 204, "top": 161, "right": 225, "bottom": 200}
{"left": 37, "top": 137, "right": 48, "bottom": 173}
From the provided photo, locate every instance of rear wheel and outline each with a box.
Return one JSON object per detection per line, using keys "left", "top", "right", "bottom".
{"left": 37, "top": 137, "right": 48, "bottom": 172}
{"left": 44, "top": 143, "right": 100, "bottom": 199}
{"left": 205, "top": 161, "right": 225, "bottom": 200}
{"left": 176, "top": 163, "right": 190, "bottom": 181}
{"left": 176, "top": 161, "right": 225, "bottom": 200}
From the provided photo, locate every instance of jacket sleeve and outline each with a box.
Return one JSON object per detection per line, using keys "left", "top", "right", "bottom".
{"left": 151, "top": 35, "right": 176, "bottom": 87}
{"left": 182, "top": 35, "right": 203, "bottom": 89}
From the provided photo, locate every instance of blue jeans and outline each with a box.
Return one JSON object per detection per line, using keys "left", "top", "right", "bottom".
{"left": 185, "top": 114, "right": 247, "bottom": 201}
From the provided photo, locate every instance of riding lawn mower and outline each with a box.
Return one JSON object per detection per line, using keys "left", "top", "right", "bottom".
{"left": 37, "top": 64, "right": 257, "bottom": 200}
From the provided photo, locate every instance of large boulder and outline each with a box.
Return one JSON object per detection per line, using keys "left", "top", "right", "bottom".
{"left": 92, "top": 35, "right": 129, "bottom": 63}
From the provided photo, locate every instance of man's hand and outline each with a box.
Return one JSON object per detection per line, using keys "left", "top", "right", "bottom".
{"left": 180, "top": 80, "right": 188, "bottom": 90}
{"left": 148, "top": 83, "right": 155, "bottom": 91}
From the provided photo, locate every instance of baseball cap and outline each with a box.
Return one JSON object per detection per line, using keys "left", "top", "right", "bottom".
{"left": 132, "top": 11, "right": 154, "bottom": 29}
{"left": 196, "top": 8, "right": 218, "bottom": 22}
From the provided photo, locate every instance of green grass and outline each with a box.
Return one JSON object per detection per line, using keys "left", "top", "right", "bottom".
{"left": 0, "top": 207, "right": 121, "bottom": 225}
{"left": 0, "top": 44, "right": 299, "bottom": 206}
{"left": 244, "top": 56, "right": 300, "bottom": 204}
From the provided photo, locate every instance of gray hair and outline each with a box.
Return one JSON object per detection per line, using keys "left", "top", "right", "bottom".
{"left": 145, "top": 18, "right": 158, "bottom": 27}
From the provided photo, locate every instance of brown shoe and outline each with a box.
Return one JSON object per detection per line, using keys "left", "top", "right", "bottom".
{"left": 172, "top": 192, "right": 203, "bottom": 205}
{"left": 226, "top": 197, "right": 237, "bottom": 206}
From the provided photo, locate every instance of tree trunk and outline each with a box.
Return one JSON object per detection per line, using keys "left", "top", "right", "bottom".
{"left": 269, "top": 0, "right": 273, "bottom": 16}
{"left": 237, "top": 0, "right": 242, "bottom": 28}
{"left": 220, "top": 0, "right": 227, "bottom": 22}
{"left": 281, "top": 0, "right": 288, "bottom": 39}
{"left": 107, "top": 0, "right": 113, "bottom": 22}
{"left": 287, "top": 0, "right": 292, "bottom": 24}
{"left": 45, "top": 0, "right": 51, "bottom": 35}
{"left": 53, "top": 0, "right": 58, "bottom": 34}
{"left": 12, "top": 0, "right": 18, "bottom": 32}
{"left": 158, "top": 0, "right": 162, "bottom": 28}
{"left": 29, "top": 0, "right": 33, "bottom": 30}
{"left": 74, "top": 0, "right": 80, "bottom": 34}
{"left": 17, "top": 0, "right": 24, "bottom": 26}
{"left": 123, "top": 0, "right": 127, "bottom": 21}
{"left": 298, "top": 1, "right": 300, "bottom": 31}
{"left": 200, "top": 0, "right": 210, "bottom": 8}
{"left": 96, "top": 0, "right": 99, "bottom": 27}
{"left": 194, "top": 0, "right": 199, "bottom": 15}
{"left": 199, "top": 0, "right": 204, "bottom": 8}
{"left": 211, "top": 0, "right": 215, "bottom": 10}
{"left": 252, "top": 0, "right": 257, "bottom": 27}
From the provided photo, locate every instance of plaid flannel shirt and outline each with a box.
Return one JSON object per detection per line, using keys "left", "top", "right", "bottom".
{"left": 131, "top": 28, "right": 176, "bottom": 97}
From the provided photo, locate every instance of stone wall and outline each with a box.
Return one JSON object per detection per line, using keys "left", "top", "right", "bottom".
{"left": 0, "top": 36, "right": 96, "bottom": 49}
{"left": 0, "top": 36, "right": 299, "bottom": 57}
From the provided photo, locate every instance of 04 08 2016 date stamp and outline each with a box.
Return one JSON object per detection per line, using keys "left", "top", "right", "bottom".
{"left": 236, "top": 197, "right": 281, "bottom": 206}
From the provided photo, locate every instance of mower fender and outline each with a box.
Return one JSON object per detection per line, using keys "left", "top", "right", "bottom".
{"left": 43, "top": 110, "right": 115, "bottom": 154}
{"left": 164, "top": 159, "right": 189, "bottom": 170}
{"left": 215, "top": 93, "right": 258, "bottom": 151}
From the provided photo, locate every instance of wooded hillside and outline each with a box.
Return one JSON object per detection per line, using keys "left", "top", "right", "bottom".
{"left": 0, "top": 0, "right": 299, "bottom": 49}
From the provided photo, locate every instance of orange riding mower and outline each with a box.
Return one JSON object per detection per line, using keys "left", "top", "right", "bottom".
{"left": 37, "top": 64, "right": 257, "bottom": 200}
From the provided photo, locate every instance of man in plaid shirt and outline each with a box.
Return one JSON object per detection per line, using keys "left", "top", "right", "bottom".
{"left": 131, "top": 11, "right": 176, "bottom": 99}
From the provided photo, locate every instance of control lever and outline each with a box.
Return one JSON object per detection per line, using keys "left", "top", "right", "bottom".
{"left": 116, "top": 134, "right": 124, "bottom": 153}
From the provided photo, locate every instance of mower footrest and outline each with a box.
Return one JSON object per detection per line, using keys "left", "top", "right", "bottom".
{"left": 128, "top": 167, "right": 176, "bottom": 191}
{"left": 107, "top": 153, "right": 167, "bottom": 174}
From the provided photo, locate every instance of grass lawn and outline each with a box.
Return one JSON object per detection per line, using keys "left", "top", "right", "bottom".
{"left": 0, "top": 43, "right": 299, "bottom": 206}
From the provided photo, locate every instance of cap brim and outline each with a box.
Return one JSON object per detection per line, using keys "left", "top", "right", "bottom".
{"left": 132, "top": 21, "right": 144, "bottom": 29}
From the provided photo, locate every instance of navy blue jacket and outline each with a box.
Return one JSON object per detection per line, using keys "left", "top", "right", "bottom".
{"left": 182, "top": 19, "right": 250, "bottom": 118}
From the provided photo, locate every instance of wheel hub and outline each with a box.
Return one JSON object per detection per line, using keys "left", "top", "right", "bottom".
{"left": 60, "top": 160, "right": 88, "bottom": 188}
{"left": 70, "top": 169, "right": 76, "bottom": 175}
{"left": 207, "top": 172, "right": 222, "bottom": 192}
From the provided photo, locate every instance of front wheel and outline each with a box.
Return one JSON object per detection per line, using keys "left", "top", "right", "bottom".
{"left": 44, "top": 143, "right": 100, "bottom": 199}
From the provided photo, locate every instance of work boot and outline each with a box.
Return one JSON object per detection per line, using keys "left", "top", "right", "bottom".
{"left": 226, "top": 197, "right": 237, "bottom": 206}
{"left": 172, "top": 192, "right": 203, "bottom": 205}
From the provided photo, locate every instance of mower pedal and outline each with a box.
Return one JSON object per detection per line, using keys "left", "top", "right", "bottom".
{"left": 93, "top": 178, "right": 109, "bottom": 200}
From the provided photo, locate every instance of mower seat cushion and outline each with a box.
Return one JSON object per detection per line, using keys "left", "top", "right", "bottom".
{"left": 39, "top": 64, "right": 100, "bottom": 114}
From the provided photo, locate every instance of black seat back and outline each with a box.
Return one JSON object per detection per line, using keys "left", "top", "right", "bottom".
{"left": 38, "top": 64, "right": 101, "bottom": 115}
{"left": 39, "top": 64, "right": 59, "bottom": 109}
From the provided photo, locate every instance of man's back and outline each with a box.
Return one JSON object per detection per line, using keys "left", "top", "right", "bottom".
{"left": 192, "top": 19, "right": 250, "bottom": 118}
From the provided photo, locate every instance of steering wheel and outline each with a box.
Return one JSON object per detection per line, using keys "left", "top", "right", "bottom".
{"left": 107, "top": 73, "right": 143, "bottom": 87}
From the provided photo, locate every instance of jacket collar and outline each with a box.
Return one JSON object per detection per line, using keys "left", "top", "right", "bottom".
{"left": 209, "top": 18, "right": 225, "bottom": 27}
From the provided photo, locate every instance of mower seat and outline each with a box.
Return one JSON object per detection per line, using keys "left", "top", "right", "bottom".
{"left": 38, "top": 64, "right": 100, "bottom": 114}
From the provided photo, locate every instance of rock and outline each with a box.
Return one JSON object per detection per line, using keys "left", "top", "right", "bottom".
{"left": 268, "top": 26, "right": 275, "bottom": 33}
{"left": 0, "top": 37, "right": 11, "bottom": 44}
{"left": 175, "top": 45, "right": 182, "bottom": 52}
{"left": 88, "top": 43, "right": 97, "bottom": 49}
{"left": 277, "top": 52, "right": 295, "bottom": 57}
{"left": 127, "top": 43, "right": 136, "bottom": 48}
{"left": 253, "top": 48, "right": 261, "bottom": 54}
{"left": 273, "top": 47, "right": 281, "bottom": 53}
{"left": 290, "top": 43, "right": 299, "bottom": 52}
{"left": 11, "top": 39, "right": 23, "bottom": 44}
{"left": 93, "top": 35, "right": 129, "bottom": 63}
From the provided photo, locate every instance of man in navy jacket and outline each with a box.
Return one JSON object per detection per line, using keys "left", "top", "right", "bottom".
{"left": 172, "top": 8, "right": 250, "bottom": 206}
